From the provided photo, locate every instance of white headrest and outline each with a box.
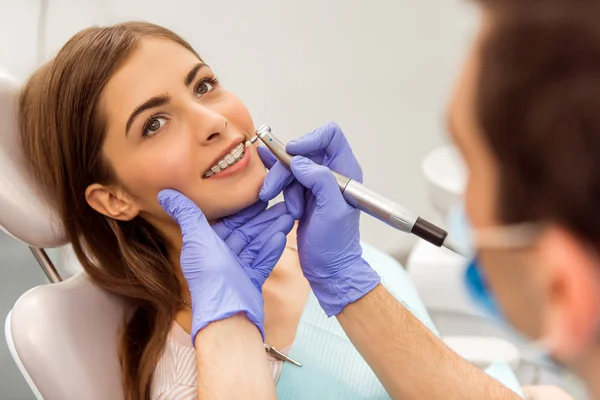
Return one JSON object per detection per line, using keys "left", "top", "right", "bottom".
{"left": 0, "top": 67, "right": 67, "bottom": 248}
{"left": 421, "top": 145, "right": 467, "bottom": 217}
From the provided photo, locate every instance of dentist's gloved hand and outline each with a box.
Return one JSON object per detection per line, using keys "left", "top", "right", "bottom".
{"left": 259, "top": 122, "right": 380, "bottom": 316}
{"left": 158, "top": 189, "right": 294, "bottom": 343}
{"left": 258, "top": 147, "right": 306, "bottom": 219}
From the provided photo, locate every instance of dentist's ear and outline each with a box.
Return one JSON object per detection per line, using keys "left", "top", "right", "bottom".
{"left": 538, "top": 227, "right": 600, "bottom": 361}
{"left": 85, "top": 183, "right": 141, "bottom": 221}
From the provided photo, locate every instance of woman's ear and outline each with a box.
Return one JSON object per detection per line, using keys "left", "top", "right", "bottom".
{"left": 85, "top": 183, "right": 140, "bottom": 221}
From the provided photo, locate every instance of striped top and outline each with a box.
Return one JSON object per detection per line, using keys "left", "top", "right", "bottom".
{"left": 150, "top": 322, "right": 289, "bottom": 399}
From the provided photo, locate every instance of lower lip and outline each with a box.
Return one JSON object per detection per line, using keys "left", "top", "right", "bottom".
{"left": 204, "top": 145, "right": 252, "bottom": 180}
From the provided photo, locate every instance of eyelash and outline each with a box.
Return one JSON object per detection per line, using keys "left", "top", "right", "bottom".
{"left": 141, "top": 75, "right": 220, "bottom": 138}
{"left": 141, "top": 112, "right": 164, "bottom": 138}
{"left": 195, "top": 75, "right": 219, "bottom": 96}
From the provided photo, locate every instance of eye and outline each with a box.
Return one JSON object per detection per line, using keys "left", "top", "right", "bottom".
{"left": 195, "top": 77, "right": 218, "bottom": 98}
{"left": 142, "top": 115, "right": 167, "bottom": 137}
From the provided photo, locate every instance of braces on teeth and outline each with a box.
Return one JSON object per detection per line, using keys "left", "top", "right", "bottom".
{"left": 203, "top": 143, "right": 246, "bottom": 178}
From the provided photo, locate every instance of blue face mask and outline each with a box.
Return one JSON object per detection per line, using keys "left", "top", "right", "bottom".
{"left": 447, "top": 204, "right": 544, "bottom": 319}
{"left": 446, "top": 204, "right": 501, "bottom": 318}
{"left": 464, "top": 259, "right": 502, "bottom": 318}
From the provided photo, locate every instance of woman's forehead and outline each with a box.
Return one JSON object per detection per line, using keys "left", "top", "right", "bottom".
{"left": 100, "top": 39, "right": 203, "bottom": 129}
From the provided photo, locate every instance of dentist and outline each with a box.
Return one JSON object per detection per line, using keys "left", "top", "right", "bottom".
{"left": 261, "top": 2, "right": 600, "bottom": 399}
{"left": 159, "top": 1, "right": 600, "bottom": 399}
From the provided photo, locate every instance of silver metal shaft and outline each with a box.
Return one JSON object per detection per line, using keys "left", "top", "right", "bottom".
{"left": 29, "top": 247, "right": 62, "bottom": 283}
{"left": 253, "top": 125, "right": 462, "bottom": 255}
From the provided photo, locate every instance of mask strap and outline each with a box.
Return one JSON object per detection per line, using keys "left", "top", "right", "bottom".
{"left": 474, "top": 223, "right": 543, "bottom": 250}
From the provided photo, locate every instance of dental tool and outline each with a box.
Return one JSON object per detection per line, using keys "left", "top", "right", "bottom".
{"left": 247, "top": 125, "right": 465, "bottom": 257}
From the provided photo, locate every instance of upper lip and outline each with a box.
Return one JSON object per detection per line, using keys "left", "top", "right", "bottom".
{"left": 204, "top": 138, "right": 245, "bottom": 173}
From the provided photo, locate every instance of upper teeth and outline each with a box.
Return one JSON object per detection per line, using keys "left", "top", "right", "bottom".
{"left": 203, "top": 143, "right": 245, "bottom": 178}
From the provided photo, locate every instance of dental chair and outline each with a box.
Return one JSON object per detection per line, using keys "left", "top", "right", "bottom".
{"left": 0, "top": 69, "right": 126, "bottom": 399}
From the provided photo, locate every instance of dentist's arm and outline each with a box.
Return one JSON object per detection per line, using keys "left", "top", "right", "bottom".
{"left": 259, "top": 122, "right": 521, "bottom": 400}
{"left": 159, "top": 192, "right": 295, "bottom": 399}
{"left": 338, "top": 284, "right": 519, "bottom": 400}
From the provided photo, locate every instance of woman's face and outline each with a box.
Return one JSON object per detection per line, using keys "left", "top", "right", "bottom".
{"left": 89, "top": 38, "right": 266, "bottom": 230}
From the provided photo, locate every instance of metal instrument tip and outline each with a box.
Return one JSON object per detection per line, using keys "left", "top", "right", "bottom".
{"left": 246, "top": 135, "right": 259, "bottom": 147}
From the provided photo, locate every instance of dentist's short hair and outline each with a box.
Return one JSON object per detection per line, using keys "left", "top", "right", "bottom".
{"left": 476, "top": 0, "right": 600, "bottom": 245}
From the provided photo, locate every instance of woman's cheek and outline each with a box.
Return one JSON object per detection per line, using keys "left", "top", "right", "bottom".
{"left": 122, "top": 154, "right": 195, "bottom": 215}
{"left": 148, "top": 143, "right": 196, "bottom": 186}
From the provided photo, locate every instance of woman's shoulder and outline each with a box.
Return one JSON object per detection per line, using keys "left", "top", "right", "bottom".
{"left": 151, "top": 323, "right": 286, "bottom": 399}
{"left": 150, "top": 323, "right": 197, "bottom": 399}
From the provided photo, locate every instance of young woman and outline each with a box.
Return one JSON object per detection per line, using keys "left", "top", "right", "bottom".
{"left": 19, "top": 22, "right": 433, "bottom": 399}
{"left": 18, "top": 22, "right": 308, "bottom": 399}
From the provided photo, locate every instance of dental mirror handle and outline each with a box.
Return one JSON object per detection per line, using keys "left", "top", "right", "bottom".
{"left": 253, "top": 125, "right": 465, "bottom": 256}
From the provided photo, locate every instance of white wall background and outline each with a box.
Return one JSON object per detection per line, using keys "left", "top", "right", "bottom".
{"left": 2, "top": 0, "right": 478, "bottom": 258}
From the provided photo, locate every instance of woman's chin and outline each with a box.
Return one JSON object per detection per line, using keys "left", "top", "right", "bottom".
{"left": 198, "top": 157, "right": 267, "bottom": 221}
{"left": 207, "top": 183, "right": 264, "bottom": 221}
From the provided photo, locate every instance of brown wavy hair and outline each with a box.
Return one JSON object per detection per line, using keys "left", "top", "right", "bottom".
{"left": 18, "top": 22, "right": 202, "bottom": 400}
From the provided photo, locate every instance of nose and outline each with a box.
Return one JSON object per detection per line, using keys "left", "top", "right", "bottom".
{"left": 188, "top": 104, "right": 228, "bottom": 145}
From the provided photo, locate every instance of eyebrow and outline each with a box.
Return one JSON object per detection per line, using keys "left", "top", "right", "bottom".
{"left": 185, "top": 63, "right": 208, "bottom": 87}
{"left": 446, "top": 112, "right": 458, "bottom": 138}
{"left": 125, "top": 94, "right": 171, "bottom": 136}
{"left": 446, "top": 112, "right": 467, "bottom": 153}
{"left": 125, "top": 63, "right": 209, "bottom": 136}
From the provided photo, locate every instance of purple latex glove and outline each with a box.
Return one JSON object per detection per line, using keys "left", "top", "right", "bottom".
{"left": 259, "top": 122, "right": 380, "bottom": 316}
{"left": 212, "top": 200, "right": 292, "bottom": 271}
{"left": 258, "top": 146, "right": 306, "bottom": 219}
{"left": 158, "top": 189, "right": 294, "bottom": 342}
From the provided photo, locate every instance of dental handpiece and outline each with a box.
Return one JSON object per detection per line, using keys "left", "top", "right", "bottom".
{"left": 249, "top": 124, "right": 464, "bottom": 256}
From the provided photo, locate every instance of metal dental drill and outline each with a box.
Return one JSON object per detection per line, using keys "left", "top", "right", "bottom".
{"left": 247, "top": 124, "right": 465, "bottom": 257}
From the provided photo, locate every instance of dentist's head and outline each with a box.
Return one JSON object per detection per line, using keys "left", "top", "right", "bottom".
{"left": 450, "top": 0, "right": 600, "bottom": 387}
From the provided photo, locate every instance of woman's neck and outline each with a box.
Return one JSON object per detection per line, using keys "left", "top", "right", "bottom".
{"left": 156, "top": 219, "right": 192, "bottom": 305}
{"left": 162, "top": 224, "right": 195, "bottom": 333}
